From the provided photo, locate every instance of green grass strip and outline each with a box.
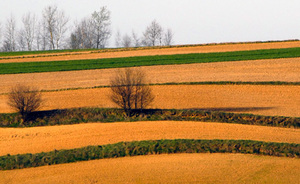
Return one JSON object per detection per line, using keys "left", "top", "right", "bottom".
{"left": 0, "top": 139, "right": 299, "bottom": 170}
{"left": 1, "top": 47, "right": 300, "bottom": 74}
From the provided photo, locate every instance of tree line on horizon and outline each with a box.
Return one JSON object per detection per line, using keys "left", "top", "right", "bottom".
{"left": 0, "top": 5, "right": 174, "bottom": 52}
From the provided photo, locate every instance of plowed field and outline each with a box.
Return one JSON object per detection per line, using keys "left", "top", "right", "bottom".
{"left": 1, "top": 40, "right": 300, "bottom": 63}
{"left": 1, "top": 154, "right": 299, "bottom": 184}
{"left": 1, "top": 121, "right": 299, "bottom": 156}
{"left": 0, "top": 57, "right": 299, "bottom": 94}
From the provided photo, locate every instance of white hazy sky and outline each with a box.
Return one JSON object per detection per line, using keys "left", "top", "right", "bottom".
{"left": 1, "top": 0, "right": 300, "bottom": 47}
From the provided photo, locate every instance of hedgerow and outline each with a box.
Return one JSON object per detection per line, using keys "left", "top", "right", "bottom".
{"left": 0, "top": 108, "right": 299, "bottom": 128}
{"left": 0, "top": 139, "right": 299, "bottom": 170}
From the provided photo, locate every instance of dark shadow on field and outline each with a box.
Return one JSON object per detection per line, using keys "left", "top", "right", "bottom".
{"left": 27, "top": 109, "right": 66, "bottom": 122}
{"left": 185, "top": 107, "right": 275, "bottom": 113}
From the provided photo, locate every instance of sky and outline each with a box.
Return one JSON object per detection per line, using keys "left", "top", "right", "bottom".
{"left": 0, "top": 0, "right": 300, "bottom": 47}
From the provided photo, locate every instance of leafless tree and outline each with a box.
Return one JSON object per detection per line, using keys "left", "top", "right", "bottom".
{"left": 91, "top": 6, "right": 111, "bottom": 48}
{"left": 36, "top": 20, "right": 49, "bottom": 50}
{"left": 55, "top": 10, "right": 69, "bottom": 49}
{"left": 142, "top": 20, "right": 163, "bottom": 46}
{"left": 132, "top": 30, "right": 141, "bottom": 47}
{"left": 115, "top": 31, "right": 132, "bottom": 48}
{"left": 3, "top": 15, "right": 17, "bottom": 51}
{"left": 110, "top": 68, "right": 154, "bottom": 116}
{"left": 43, "top": 5, "right": 57, "bottom": 49}
{"left": 42, "top": 5, "right": 69, "bottom": 50}
{"left": 163, "top": 28, "right": 174, "bottom": 46}
{"left": 121, "top": 34, "right": 132, "bottom": 48}
{"left": 70, "top": 18, "right": 94, "bottom": 49}
{"left": 22, "top": 13, "right": 36, "bottom": 51}
{"left": 17, "top": 29, "right": 26, "bottom": 51}
{"left": 8, "top": 85, "right": 43, "bottom": 123}
{"left": 114, "top": 30, "right": 121, "bottom": 48}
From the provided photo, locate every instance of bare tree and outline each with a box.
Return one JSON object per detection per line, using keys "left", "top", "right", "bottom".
{"left": 114, "top": 30, "right": 121, "bottom": 48}
{"left": 55, "top": 10, "right": 69, "bottom": 49}
{"left": 110, "top": 68, "right": 154, "bottom": 116}
{"left": 69, "top": 18, "right": 94, "bottom": 49}
{"left": 17, "top": 29, "right": 26, "bottom": 51}
{"left": 121, "top": 33, "right": 132, "bottom": 48}
{"left": 163, "top": 28, "right": 174, "bottom": 46}
{"left": 115, "top": 31, "right": 132, "bottom": 48}
{"left": 3, "top": 15, "right": 17, "bottom": 51}
{"left": 91, "top": 6, "right": 111, "bottom": 48}
{"left": 42, "top": 5, "right": 69, "bottom": 50}
{"left": 36, "top": 20, "right": 49, "bottom": 50}
{"left": 142, "top": 20, "right": 163, "bottom": 46}
{"left": 132, "top": 30, "right": 140, "bottom": 47}
{"left": 8, "top": 85, "right": 43, "bottom": 123}
{"left": 22, "top": 13, "right": 36, "bottom": 51}
{"left": 43, "top": 5, "right": 57, "bottom": 49}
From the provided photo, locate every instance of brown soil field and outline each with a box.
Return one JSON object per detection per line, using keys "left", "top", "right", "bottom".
{"left": 1, "top": 41, "right": 300, "bottom": 63}
{"left": 0, "top": 121, "right": 299, "bottom": 156}
{"left": 1, "top": 153, "right": 299, "bottom": 184}
{"left": 0, "top": 58, "right": 299, "bottom": 94}
{"left": 1, "top": 84, "right": 298, "bottom": 117}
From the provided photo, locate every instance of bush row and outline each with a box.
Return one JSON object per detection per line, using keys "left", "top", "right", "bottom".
{"left": 0, "top": 108, "right": 299, "bottom": 128}
{"left": 0, "top": 139, "right": 299, "bottom": 170}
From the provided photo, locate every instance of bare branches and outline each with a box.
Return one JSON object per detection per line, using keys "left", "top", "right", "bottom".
{"left": 91, "top": 6, "right": 111, "bottom": 49}
{"left": 22, "top": 13, "right": 36, "bottom": 51}
{"left": 8, "top": 85, "right": 43, "bottom": 122}
{"left": 142, "top": 20, "right": 163, "bottom": 46}
{"left": 42, "top": 5, "right": 69, "bottom": 50}
{"left": 110, "top": 68, "right": 154, "bottom": 116}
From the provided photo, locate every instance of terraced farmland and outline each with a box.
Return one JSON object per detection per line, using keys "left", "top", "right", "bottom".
{"left": 0, "top": 41, "right": 299, "bottom": 183}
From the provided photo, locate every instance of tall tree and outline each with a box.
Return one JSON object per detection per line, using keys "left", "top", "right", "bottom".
{"left": 114, "top": 30, "right": 121, "bottom": 48}
{"left": 121, "top": 33, "right": 132, "bottom": 48}
{"left": 43, "top": 5, "right": 57, "bottom": 50}
{"left": 132, "top": 30, "right": 141, "bottom": 47}
{"left": 42, "top": 5, "right": 69, "bottom": 50}
{"left": 91, "top": 6, "right": 111, "bottom": 48}
{"left": 3, "top": 15, "right": 17, "bottom": 51}
{"left": 69, "top": 18, "right": 94, "bottom": 49}
{"left": 163, "top": 28, "right": 174, "bottom": 46}
{"left": 22, "top": 13, "right": 36, "bottom": 51}
{"left": 142, "top": 20, "right": 163, "bottom": 46}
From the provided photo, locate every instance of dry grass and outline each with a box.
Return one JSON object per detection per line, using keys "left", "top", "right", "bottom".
{"left": 0, "top": 121, "right": 299, "bottom": 156}
{"left": 1, "top": 153, "right": 299, "bottom": 184}
{"left": 1, "top": 40, "right": 300, "bottom": 63}
{"left": 0, "top": 57, "right": 299, "bottom": 94}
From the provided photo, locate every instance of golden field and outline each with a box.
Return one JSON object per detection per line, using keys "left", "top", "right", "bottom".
{"left": 0, "top": 41, "right": 299, "bottom": 184}
{"left": 1, "top": 154, "right": 300, "bottom": 184}
{"left": 1, "top": 121, "right": 299, "bottom": 156}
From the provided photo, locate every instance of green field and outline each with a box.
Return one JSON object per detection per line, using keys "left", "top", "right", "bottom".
{"left": 1, "top": 47, "right": 300, "bottom": 74}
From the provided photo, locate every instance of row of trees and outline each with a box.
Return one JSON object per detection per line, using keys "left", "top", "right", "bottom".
{"left": 0, "top": 5, "right": 174, "bottom": 52}
{"left": 114, "top": 21, "right": 174, "bottom": 48}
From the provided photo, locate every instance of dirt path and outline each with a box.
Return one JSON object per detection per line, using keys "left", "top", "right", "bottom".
{"left": 0, "top": 58, "right": 299, "bottom": 94}
{"left": 1, "top": 153, "right": 299, "bottom": 184}
{"left": 1, "top": 84, "right": 298, "bottom": 117}
{"left": 1, "top": 41, "right": 300, "bottom": 63}
{"left": 0, "top": 121, "right": 299, "bottom": 156}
